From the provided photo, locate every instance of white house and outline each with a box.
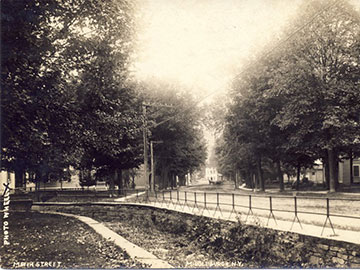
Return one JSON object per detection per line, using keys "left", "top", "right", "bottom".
{"left": 206, "top": 167, "right": 218, "bottom": 182}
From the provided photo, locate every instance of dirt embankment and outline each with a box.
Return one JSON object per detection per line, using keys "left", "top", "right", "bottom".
{"left": 38, "top": 204, "right": 360, "bottom": 268}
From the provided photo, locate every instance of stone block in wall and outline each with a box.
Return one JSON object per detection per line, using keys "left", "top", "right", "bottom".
{"left": 332, "top": 257, "right": 345, "bottom": 266}
{"left": 328, "top": 251, "right": 337, "bottom": 257}
{"left": 317, "top": 244, "right": 329, "bottom": 251}
{"left": 311, "top": 252, "right": 324, "bottom": 258}
{"left": 309, "top": 256, "right": 322, "bottom": 265}
{"left": 337, "top": 253, "right": 348, "bottom": 260}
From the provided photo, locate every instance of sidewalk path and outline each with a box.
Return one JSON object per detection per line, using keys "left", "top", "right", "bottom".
{"left": 237, "top": 185, "right": 360, "bottom": 198}
{"left": 114, "top": 191, "right": 146, "bottom": 202}
{"left": 119, "top": 200, "right": 360, "bottom": 246}
{"left": 40, "top": 210, "right": 173, "bottom": 268}
{"left": 153, "top": 188, "right": 360, "bottom": 233}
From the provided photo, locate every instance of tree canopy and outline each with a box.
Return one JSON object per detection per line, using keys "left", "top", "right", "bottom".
{"left": 216, "top": 0, "right": 360, "bottom": 191}
{"left": 138, "top": 80, "right": 207, "bottom": 189}
{"left": 1, "top": 0, "right": 141, "bottom": 187}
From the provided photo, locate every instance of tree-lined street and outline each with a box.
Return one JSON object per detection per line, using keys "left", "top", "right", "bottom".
{"left": 2, "top": 0, "right": 360, "bottom": 268}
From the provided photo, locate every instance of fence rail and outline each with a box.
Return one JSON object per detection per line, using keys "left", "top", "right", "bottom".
{"left": 126, "top": 189, "right": 360, "bottom": 236}
{"left": 14, "top": 186, "right": 360, "bottom": 236}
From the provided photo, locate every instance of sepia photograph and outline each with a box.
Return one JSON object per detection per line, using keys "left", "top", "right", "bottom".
{"left": 1, "top": 0, "right": 360, "bottom": 269}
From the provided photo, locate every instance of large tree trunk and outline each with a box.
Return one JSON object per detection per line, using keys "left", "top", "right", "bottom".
{"left": 164, "top": 170, "right": 169, "bottom": 190}
{"left": 23, "top": 172, "right": 27, "bottom": 190}
{"left": 130, "top": 169, "right": 136, "bottom": 189}
{"left": 335, "top": 159, "right": 339, "bottom": 189}
{"left": 117, "top": 169, "right": 123, "bottom": 195}
{"left": 323, "top": 154, "right": 330, "bottom": 189}
{"left": 35, "top": 171, "right": 40, "bottom": 191}
{"left": 162, "top": 166, "right": 170, "bottom": 189}
{"left": 159, "top": 165, "right": 165, "bottom": 189}
{"left": 159, "top": 165, "right": 164, "bottom": 189}
{"left": 170, "top": 173, "right": 173, "bottom": 189}
{"left": 123, "top": 169, "right": 130, "bottom": 189}
{"left": 256, "top": 156, "right": 265, "bottom": 191}
{"left": 245, "top": 170, "right": 252, "bottom": 188}
{"left": 109, "top": 169, "right": 116, "bottom": 197}
{"left": 173, "top": 174, "right": 177, "bottom": 188}
{"left": 153, "top": 158, "right": 157, "bottom": 190}
{"left": 234, "top": 169, "right": 238, "bottom": 189}
{"left": 328, "top": 148, "right": 337, "bottom": 192}
{"left": 34, "top": 170, "right": 41, "bottom": 201}
{"left": 178, "top": 175, "right": 186, "bottom": 186}
{"left": 247, "top": 172, "right": 250, "bottom": 188}
{"left": 15, "top": 167, "right": 24, "bottom": 188}
{"left": 296, "top": 163, "right": 301, "bottom": 191}
{"left": 276, "top": 160, "right": 284, "bottom": 192}
{"left": 29, "top": 172, "right": 35, "bottom": 191}
{"left": 170, "top": 174, "right": 175, "bottom": 189}
{"left": 350, "top": 150, "right": 354, "bottom": 184}
{"left": 254, "top": 171, "right": 258, "bottom": 190}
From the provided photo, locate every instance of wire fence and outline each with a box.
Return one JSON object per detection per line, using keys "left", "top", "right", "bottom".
{"left": 126, "top": 189, "right": 360, "bottom": 236}
{"left": 18, "top": 186, "right": 360, "bottom": 236}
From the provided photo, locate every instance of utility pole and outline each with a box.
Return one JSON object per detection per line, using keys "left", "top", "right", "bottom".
{"left": 143, "top": 104, "right": 149, "bottom": 190}
{"left": 150, "top": 141, "right": 154, "bottom": 192}
{"left": 150, "top": 140, "right": 163, "bottom": 192}
{"left": 142, "top": 101, "right": 173, "bottom": 192}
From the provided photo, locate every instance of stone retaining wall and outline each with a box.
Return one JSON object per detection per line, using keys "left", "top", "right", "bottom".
{"left": 34, "top": 203, "right": 360, "bottom": 268}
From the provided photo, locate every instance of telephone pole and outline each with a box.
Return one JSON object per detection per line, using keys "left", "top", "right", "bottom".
{"left": 142, "top": 102, "right": 173, "bottom": 192}
{"left": 150, "top": 140, "right": 163, "bottom": 192}
{"left": 143, "top": 104, "right": 149, "bottom": 189}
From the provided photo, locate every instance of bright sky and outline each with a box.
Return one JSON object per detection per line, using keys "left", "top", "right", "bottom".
{"left": 134, "top": 0, "right": 303, "bottom": 100}
{"left": 133, "top": 0, "right": 360, "bottom": 153}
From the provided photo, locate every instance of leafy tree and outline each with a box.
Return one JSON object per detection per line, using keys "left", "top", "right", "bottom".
{"left": 1, "top": 0, "right": 140, "bottom": 189}
{"left": 138, "top": 81, "right": 207, "bottom": 189}
{"left": 271, "top": 0, "right": 360, "bottom": 191}
{"left": 2, "top": 0, "right": 78, "bottom": 187}
{"left": 74, "top": 38, "right": 143, "bottom": 192}
{"left": 219, "top": 0, "right": 360, "bottom": 192}
{"left": 204, "top": 92, "right": 230, "bottom": 136}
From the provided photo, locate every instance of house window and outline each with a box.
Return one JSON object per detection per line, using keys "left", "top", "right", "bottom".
{"left": 354, "top": 165, "right": 360, "bottom": 177}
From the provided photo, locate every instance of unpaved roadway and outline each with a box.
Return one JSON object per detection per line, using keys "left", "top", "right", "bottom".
{"left": 150, "top": 179, "right": 360, "bottom": 232}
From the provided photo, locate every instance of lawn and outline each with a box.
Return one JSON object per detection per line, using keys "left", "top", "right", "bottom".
{"left": 0, "top": 211, "right": 148, "bottom": 269}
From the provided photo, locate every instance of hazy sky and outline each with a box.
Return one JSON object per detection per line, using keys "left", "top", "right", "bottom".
{"left": 134, "top": 0, "right": 304, "bottom": 100}
{"left": 133, "top": 0, "right": 360, "bottom": 147}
